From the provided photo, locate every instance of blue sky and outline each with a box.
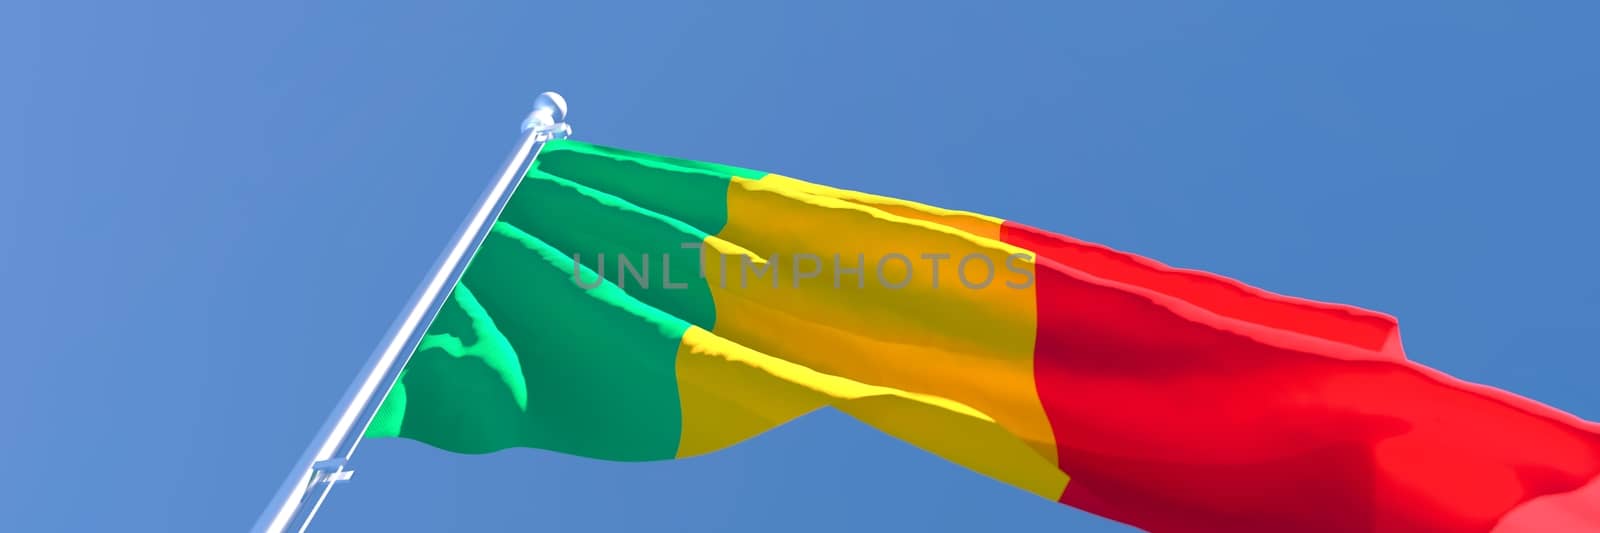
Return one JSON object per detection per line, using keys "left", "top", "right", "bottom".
{"left": 6, "top": 1, "right": 1599, "bottom": 531}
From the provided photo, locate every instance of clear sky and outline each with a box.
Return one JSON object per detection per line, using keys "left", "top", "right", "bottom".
{"left": 6, "top": 1, "right": 1599, "bottom": 531}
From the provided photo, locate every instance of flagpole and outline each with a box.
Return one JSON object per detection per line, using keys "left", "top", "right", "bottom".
{"left": 251, "top": 92, "right": 573, "bottom": 533}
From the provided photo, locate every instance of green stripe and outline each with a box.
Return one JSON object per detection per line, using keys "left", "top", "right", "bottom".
{"left": 367, "top": 222, "right": 687, "bottom": 460}
{"left": 533, "top": 140, "right": 767, "bottom": 236}
{"left": 498, "top": 168, "right": 718, "bottom": 330}
{"left": 368, "top": 140, "right": 767, "bottom": 459}
{"left": 542, "top": 139, "right": 769, "bottom": 181}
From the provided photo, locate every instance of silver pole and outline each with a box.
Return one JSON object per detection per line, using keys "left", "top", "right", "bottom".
{"left": 251, "top": 92, "right": 573, "bottom": 533}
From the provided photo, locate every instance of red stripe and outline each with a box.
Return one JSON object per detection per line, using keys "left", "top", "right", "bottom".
{"left": 1491, "top": 473, "right": 1600, "bottom": 532}
{"left": 1000, "top": 221, "right": 1405, "bottom": 360}
{"left": 1002, "top": 220, "right": 1600, "bottom": 532}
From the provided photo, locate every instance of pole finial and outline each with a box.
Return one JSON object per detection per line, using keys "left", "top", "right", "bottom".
{"left": 521, "top": 91, "right": 572, "bottom": 139}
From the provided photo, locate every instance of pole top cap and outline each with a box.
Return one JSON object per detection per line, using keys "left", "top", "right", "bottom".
{"left": 521, "top": 92, "right": 570, "bottom": 138}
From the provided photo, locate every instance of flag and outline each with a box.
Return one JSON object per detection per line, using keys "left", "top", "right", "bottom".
{"left": 365, "top": 139, "right": 1600, "bottom": 532}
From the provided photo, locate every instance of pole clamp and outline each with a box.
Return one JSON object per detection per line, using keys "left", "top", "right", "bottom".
{"left": 311, "top": 458, "right": 354, "bottom": 485}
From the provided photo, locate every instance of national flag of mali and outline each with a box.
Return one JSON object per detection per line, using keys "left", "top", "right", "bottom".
{"left": 365, "top": 140, "right": 1600, "bottom": 532}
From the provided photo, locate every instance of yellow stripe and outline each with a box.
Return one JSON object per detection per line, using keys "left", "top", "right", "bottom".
{"left": 756, "top": 174, "right": 1007, "bottom": 240}
{"left": 673, "top": 325, "right": 1069, "bottom": 499}
{"left": 674, "top": 175, "right": 1062, "bottom": 495}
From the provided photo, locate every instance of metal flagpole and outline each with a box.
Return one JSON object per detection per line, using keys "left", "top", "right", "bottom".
{"left": 251, "top": 91, "right": 573, "bottom": 533}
